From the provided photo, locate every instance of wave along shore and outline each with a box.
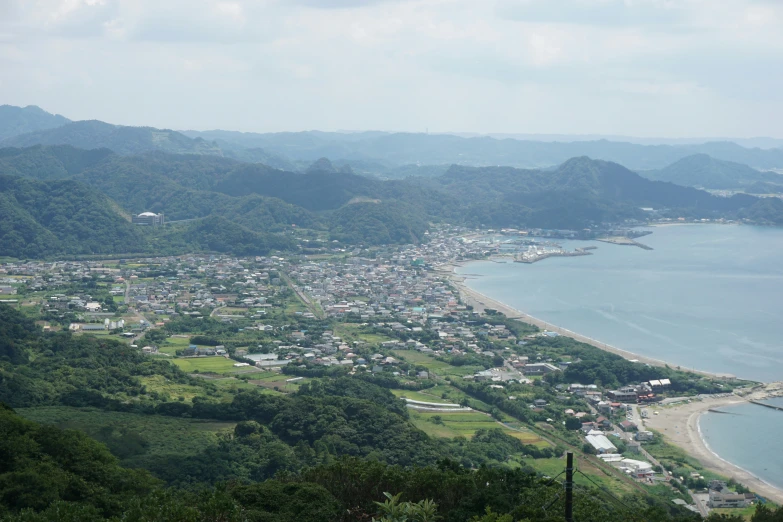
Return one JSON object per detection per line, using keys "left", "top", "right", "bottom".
{"left": 645, "top": 398, "right": 783, "bottom": 505}
{"left": 439, "top": 262, "right": 783, "bottom": 504}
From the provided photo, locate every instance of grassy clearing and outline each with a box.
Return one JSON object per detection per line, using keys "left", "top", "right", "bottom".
{"left": 249, "top": 373, "right": 309, "bottom": 392}
{"left": 16, "top": 406, "right": 234, "bottom": 463}
{"left": 524, "top": 456, "right": 637, "bottom": 497}
{"left": 334, "top": 323, "right": 395, "bottom": 346}
{"left": 158, "top": 335, "right": 191, "bottom": 355}
{"left": 712, "top": 505, "right": 758, "bottom": 520}
{"left": 171, "top": 356, "right": 238, "bottom": 374}
{"left": 409, "top": 409, "right": 542, "bottom": 446}
{"left": 139, "top": 375, "right": 215, "bottom": 402}
{"left": 390, "top": 389, "right": 453, "bottom": 404}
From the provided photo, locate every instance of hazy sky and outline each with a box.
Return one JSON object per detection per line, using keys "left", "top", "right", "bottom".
{"left": 1, "top": 0, "right": 782, "bottom": 137}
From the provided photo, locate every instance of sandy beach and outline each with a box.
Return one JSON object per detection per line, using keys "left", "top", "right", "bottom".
{"left": 645, "top": 397, "right": 783, "bottom": 504}
{"left": 437, "top": 261, "right": 783, "bottom": 503}
{"left": 439, "top": 263, "right": 733, "bottom": 379}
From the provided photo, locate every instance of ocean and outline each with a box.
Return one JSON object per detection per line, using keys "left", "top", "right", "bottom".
{"left": 700, "top": 397, "right": 783, "bottom": 493}
{"left": 455, "top": 223, "right": 783, "bottom": 494}
{"left": 456, "top": 224, "right": 783, "bottom": 383}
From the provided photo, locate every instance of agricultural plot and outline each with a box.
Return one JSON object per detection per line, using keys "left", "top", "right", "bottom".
{"left": 390, "top": 389, "right": 453, "bottom": 404}
{"left": 523, "top": 457, "right": 638, "bottom": 497}
{"left": 139, "top": 375, "right": 219, "bottom": 402}
{"left": 158, "top": 335, "right": 192, "bottom": 355}
{"left": 249, "top": 372, "right": 309, "bottom": 392}
{"left": 171, "top": 356, "right": 239, "bottom": 374}
{"left": 334, "top": 323, "right": 394, "bottom": 345}
{"left": 16, "top": 406, "right": 235, "bottom": 464}
{"left": 410, "top": 409, "right": 543, "bottom": 446}
{"left": 391, "top": 350, "right": 486, "bottom": 378}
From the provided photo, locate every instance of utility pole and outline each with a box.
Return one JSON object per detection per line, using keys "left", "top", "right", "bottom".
{"left": 565, "top": 452, "right": 574, "bottom": 522}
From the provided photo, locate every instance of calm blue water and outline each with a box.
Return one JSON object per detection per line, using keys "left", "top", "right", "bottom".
{"left": 700, "top": 397, "right": 783, "bottom": 492}
{"left": 456, "top": 224, "right": 783, "bottom": 382}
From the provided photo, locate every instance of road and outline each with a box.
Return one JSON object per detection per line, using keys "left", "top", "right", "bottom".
{"left": 281, "top": 273, "right": 325, "bottom": 319}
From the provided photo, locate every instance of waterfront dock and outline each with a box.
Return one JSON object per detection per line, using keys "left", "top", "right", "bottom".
{"left": 749, "top": 400, "right": 783, "bottom": 412}
{"left": 596, "top": 236, "right": 653, "bottom": 250}
{"left": 513, "top": 248, "right": 593, "bottom": 264}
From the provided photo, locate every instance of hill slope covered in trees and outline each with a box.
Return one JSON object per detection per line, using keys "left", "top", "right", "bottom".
{"left": 639, "top": 154, "right": 783, "bottom": 189}
{"left": 0, "top": 105, "right": 70, "bottom": 141}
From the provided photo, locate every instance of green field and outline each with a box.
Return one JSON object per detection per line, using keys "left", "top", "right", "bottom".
{"left": 390, "top": 389, "right": 453, "bottom": 404}
{"left": 524, "top": 457, "right": 638, "bottom": 497}
{"left": 249, "top": 372, "right": 309, "bottom": 392}
{"left": 409, "top": 409, "right": 542, "bottom": 445}
{"left": 16, "top": 406, "right": 235, "bottom": 464}
{"left": 334, "top": 323, "right": 394, "bottom": 345}
{"left": 158, "top": 335, "right": 192, "bottom": 355}
{"left": 391, "top": 350, "right": 485, "bottom": 378}
{"left": 171, "top": 356, "right": 239, "bottom": 374}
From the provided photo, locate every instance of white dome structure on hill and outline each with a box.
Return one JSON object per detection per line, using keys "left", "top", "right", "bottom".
{"left": 132, "top": 212, "right": 165, "bottom": 226}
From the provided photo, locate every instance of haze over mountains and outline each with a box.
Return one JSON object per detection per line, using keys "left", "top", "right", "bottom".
{"left": 2, "top": 104, "right": 783, "bottom": 259}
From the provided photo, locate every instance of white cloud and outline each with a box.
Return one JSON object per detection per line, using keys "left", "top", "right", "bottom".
{"left": 0, "top": 0, "right": 781, "bottom": 137}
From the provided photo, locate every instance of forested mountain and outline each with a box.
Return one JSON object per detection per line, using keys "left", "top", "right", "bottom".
{"left": 416, "top": 157, "right": 776, "bottom": 228}
{"left": 640, "top": 154, "right": 783, "bottom": 189}
{"left": 0, "top": 105, "right": 70, "bottom": 141}
{"left": 0, "top": 174, "right": 147, "bottom": 258}
{"left": 2, "top": 142, "right": 783, "bottom": 257}
{"left": 1, "top": 120, "right": 222, "bottom": 156}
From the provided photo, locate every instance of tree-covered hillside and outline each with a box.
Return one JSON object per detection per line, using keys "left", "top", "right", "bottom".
{"left": 640, "top": 154, "right": 783, "bottom": 189}
{"left": 2, "top": 143, "right": 783, "bottom": 257}
{"left": 0, "top": 174, "right": 147, "bottom": 258}
{"left": 0, "top": 105, "right": 70, "bottom": 141}
{"left": 1, "top": 120, "right": 222, "bottom": 156}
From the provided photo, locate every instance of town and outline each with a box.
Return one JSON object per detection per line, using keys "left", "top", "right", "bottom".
{"left": 0, "top": 225, "right": 760, "bottom": 518}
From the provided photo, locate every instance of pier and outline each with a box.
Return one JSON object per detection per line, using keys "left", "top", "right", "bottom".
{"left": 513, "top": 249, "right": 593, "bottom": 264}
{"left": 596, "top": 236, "right": 653, "bottom": 250}
{"left": 749, "top": 400, "right": 783, "bottom": 412}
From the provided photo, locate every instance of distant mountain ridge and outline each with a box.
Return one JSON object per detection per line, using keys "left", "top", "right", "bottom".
{"left": 184, "top": 129, "right": 783, "bottom": 170}
{"left": 1, "top": 120, "right": 222, "bottom": 156}
{"left": 3, "top": 105, "right": 783, "bottom": 171}
{"left": 639, "top": 154, "right": 783, "bottom": 190}
{"left": 0, "top": 105, "right": 71, "bottom": 141}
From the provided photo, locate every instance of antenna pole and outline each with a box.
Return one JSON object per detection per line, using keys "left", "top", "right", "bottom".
{"left": 565, "top": 452, "right": 574, "bottom": 522}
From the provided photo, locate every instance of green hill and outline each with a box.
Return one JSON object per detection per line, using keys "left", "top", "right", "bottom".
{"left": 0, "top": 105, "right": 70, "bottom": 141}
{"left": 639, "top": 154, "right": 783, "bottom": 189}
{"left": 0, "top": 174, "right": 147, "bottom": 258}
{"left": 2, "top": 120, "right": 223, "bottom": 156}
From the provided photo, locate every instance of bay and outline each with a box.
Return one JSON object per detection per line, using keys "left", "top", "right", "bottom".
{"left": 456, "top": 224, "right": 783, "bottom": 383}
{"left": 700, "top": 397, "right": 783, "bottom": 493}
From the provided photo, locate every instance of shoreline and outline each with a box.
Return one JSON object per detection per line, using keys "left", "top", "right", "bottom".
{"left": 440, "top": 262, "right": 734, "bottom": 380}
{"left": 438, "top": 260, "right": 783, "bottom": 503}
{"left": 645, "top": 398, "right": 783, "bottom": 504}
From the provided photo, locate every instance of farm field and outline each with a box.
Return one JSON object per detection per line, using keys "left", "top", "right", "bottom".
{"left": 249, "top": 372, "right": 309, "bottom": 392}
{"left": 171, "top": 356, "right": 239, "bottom": 374}
{"left": 391, "top": 349, "right": 485, "bottom": 378}
{"left": 522, "top": 456, "right": 638, "bottom": 497}
{"left": 139, "top": 375, "right": 221, "bottom": 402}
{"left": 333, "top": 323, "right": 394, "bottom": 345}
{"left": 158, "top": 335, "right": 192, "bottom": 355}
{"left": 409, "top": 409, "right": 542, "bottom": 446}
{"left": 390, "top": 389, "right": 453, "bottom": 404}
{"left": 16, "top": 406, "right": 235, "bottom": 465}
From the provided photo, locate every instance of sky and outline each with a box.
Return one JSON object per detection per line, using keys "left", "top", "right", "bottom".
{"left": 1, "top": 0, "right": 782, "bottom": 137}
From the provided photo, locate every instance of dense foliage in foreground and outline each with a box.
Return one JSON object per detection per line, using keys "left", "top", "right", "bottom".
{"left": 0, "top": 303, "right": 776, "bottom": 521}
